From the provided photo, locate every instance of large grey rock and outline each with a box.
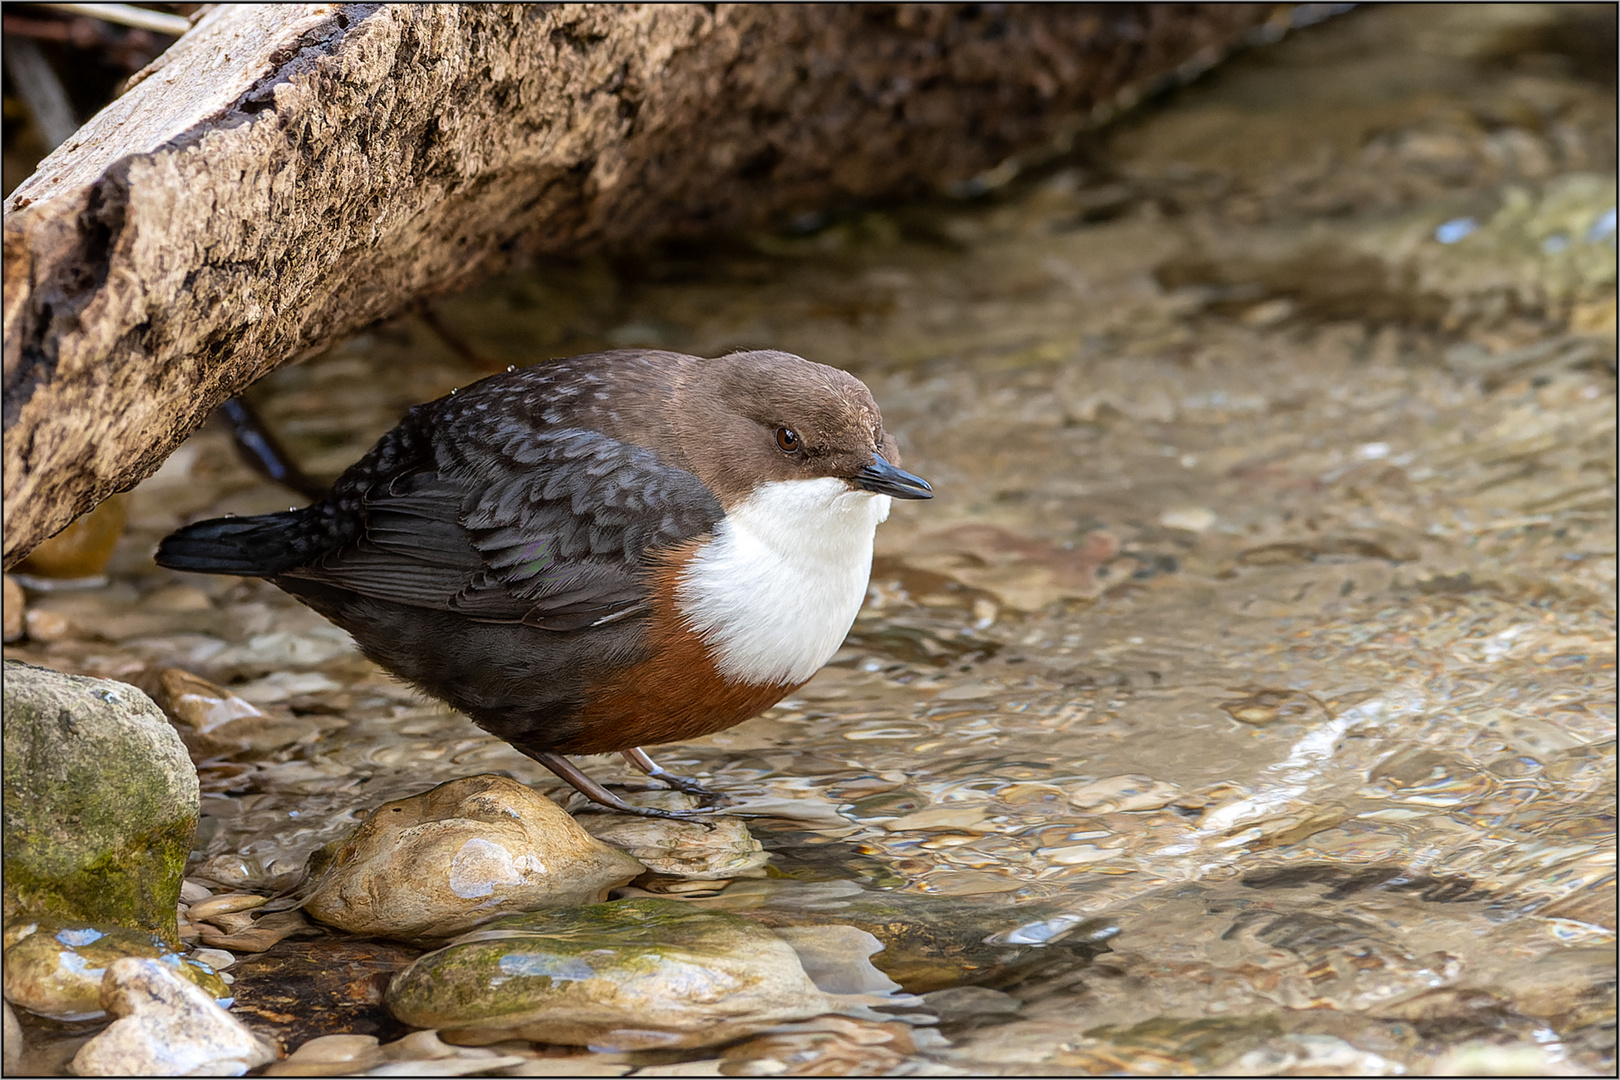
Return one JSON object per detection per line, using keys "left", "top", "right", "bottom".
{"left": 2, "top": 661, "right": 198, "bottom": 941}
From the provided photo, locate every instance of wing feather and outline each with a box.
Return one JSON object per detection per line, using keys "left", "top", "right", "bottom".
{"left": 283, "top": 426, "right": 720, "bottom": 628}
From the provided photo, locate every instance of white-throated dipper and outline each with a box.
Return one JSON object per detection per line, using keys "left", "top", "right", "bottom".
{"left": 156, "top": 349, "right": 932, "bottom": 818}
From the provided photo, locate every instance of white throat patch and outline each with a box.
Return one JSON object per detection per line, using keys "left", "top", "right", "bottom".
{"left": 675, "top": 477, "right": 891, "bottom": 686}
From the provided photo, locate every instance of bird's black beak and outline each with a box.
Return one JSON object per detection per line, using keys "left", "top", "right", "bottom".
{"left": 854, "top": 456, "right": 933, "bottom": 499}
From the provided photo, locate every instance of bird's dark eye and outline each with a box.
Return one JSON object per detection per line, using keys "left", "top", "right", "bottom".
{"left": 775, "top": 427, "right": 801, "bottom": 453}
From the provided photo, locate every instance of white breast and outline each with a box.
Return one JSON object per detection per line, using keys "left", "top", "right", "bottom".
{"left": 675, "top": 478, "right": 892, "bottom": 686}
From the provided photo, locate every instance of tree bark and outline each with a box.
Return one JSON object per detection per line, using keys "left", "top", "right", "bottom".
{"left": 2, "top": 2, "right": 1277, "bottom": 565}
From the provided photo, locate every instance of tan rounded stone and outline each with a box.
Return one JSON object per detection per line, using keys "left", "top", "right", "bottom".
{"left": 305, "top": 775, "right": 645, "bottom": 939}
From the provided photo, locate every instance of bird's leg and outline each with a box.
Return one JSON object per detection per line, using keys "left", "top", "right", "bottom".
{"left": 526, "top": 750, "right": 711, "bottom": 820}
{"left": 620, "top": 746, "right": 727, "bottom": 803}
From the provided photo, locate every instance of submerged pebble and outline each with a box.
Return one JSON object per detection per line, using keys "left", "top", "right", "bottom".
{"left": 701, "top": 879, "right": 1109, "bottom": 993}
{"left": 305, "top": 775, "right": 645, "bottom": 938}
{"left": 1066, "top": 774, "right": 1181, "bottom": 813}
{"left": 718, "top": 1016, "right": 919, "bottom": 1076}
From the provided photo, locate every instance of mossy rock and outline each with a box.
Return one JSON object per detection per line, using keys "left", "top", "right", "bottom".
{"left": 2, "top": 661, "right": 198, "bottom": 943}
{"left": 2, "top": 921, "right": 229, "bottom": 1020}
{"left": 386, "top": 898, "right": 827, "bottom": 1049}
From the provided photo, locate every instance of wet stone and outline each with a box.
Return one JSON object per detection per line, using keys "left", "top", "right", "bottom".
{"left": 70, "top": 957, "right": 277, "bottom": 1077}
{"left": 305, "top": 775, "right": 646, "bottom": 939}
{"left": 265, "top": 1033, "right": 384, "bottom": 1076}
{"left": 2, "top": 921, "right": 229, "bottom": 1021}
{"left": 16, "top": 495, "right": 128, "bottom": 581}
{"left": 145, "top": 667, "right": 326, "bottom": 758}
{"left": 921, "top": 985, "right": 1023, "bottom": 1028}
{"left": 192, "top": 851, "right": 309, "bottom": 895}
{"left": 187, "top": 891, "right": 269, "bottom": 923}
{"left": 386, "top": 898, "right": 830, "bottom": 1050}
{"left": 197, "top": 907, "right": 320, "bottom": 954}
{"left": 1066, "top": 774, "right": 1181, "bottom": 813}
{"left": 767, "top": 924, "right": 905, "bottom": 997}
{"left": 265, "top": 1029, "right": 536, "bottom": 1076}
{"left": 1, "top": 661, "right": 198, "bottom": 940}
{"left": 577, "top": 792, "right": 771, "bottom": 880}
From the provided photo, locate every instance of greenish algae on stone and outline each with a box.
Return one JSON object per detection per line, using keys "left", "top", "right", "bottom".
{"left": 386, "top": 898, "right": 830, "bottom": 1049}
{"left": 2, "top": 661, "right": 198, "bottom": 944}
{"left": 2, "top": 922, "right": 230, "bottom": 1021}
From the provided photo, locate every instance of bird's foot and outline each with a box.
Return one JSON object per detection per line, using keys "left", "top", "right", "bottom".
{"left": 580, "top": 798, "right": 714, "bottom": 822}
{"left": 620, "top": 747, "right": 728, "bottom": 804}
{"left": 528, "top": 749, "right": 719, "bottom": 822}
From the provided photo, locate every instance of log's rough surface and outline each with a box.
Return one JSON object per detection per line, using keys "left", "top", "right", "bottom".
{"left": 2, "top": 3, "right": 1277, "bottom": 564}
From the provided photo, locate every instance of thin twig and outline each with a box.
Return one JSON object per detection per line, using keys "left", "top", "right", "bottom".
{"left": 215, "top": 398, "right": 330, "bottom": 501}
{"left": 415, "top": 302, "right": 497, "bottom": 370}
{"left": 37, "top": 3, "right": 190, "bottom": 37}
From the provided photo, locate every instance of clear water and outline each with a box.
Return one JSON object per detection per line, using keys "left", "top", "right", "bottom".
{"left": 8, "top": 4, "right": 1614, "bottom": 1073}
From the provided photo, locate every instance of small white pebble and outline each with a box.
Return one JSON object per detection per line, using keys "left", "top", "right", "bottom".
{"left": 1159, "top": 506, "right": 1216, "bottom": 533}
{"left": 190, "top": 947, "right": 236, "bottom": 971}
{"left": 1355, "top": 441, "right": 1391, "bottom": 461}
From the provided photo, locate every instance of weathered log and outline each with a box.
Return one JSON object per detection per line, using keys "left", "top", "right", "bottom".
{"left": 2, "top": 2, "right": 1278, "bottom": 565}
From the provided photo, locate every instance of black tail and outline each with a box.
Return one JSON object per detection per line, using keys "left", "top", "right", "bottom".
{"left": 155, "top": 510, "right": 322, "bottom": 576}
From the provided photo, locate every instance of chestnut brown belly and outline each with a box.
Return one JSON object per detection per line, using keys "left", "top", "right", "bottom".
{"left": 561, "top": 624, "right": 799, "bottom": 754}
{"left": 558, "top": 553, "right": 803, "bottom": 754}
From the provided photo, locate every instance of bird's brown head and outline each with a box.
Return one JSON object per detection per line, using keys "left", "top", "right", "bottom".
{"left": 667, "top": 350, "right": 932, "bottom": 508}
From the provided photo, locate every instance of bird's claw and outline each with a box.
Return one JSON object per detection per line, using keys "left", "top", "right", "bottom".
{"left": 650, "top": 773, "right": 727, "bottom": 803}
{"left": 576, "top": 800, "right": 719, "bottom": 826}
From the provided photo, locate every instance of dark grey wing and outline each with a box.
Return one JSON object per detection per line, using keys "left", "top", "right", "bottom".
{"left": 283, "top": 427, "right": 722, "bottom": 631}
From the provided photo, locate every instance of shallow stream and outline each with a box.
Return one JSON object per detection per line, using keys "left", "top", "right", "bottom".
{"left": 7, "top": 4, "right": 1615, "bottom": 1074}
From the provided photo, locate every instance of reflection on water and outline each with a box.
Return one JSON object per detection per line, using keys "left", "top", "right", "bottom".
{"left": 7, "top": 3, "right": 1614, "bottom": 1074}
